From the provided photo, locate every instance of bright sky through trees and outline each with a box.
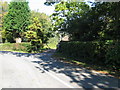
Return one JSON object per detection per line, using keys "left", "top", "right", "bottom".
{"left": 2, "top": 0, "right": 94, "bottom": 15}
{"left": 2, "top": 0, "right": 55, "bottom": 15}
{"left": 28, "top": 0, "right": 55, "bottom": 15}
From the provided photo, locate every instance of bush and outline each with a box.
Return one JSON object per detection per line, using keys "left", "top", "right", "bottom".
{"left": 57, "top": 41, "right": 106, "bottom": 63}
{"left": 57, "top": 41, "right": 94, "bottom": 60}
{"left": 26, "top": 39, "right": 43, "bottom": 53}
{"left": 57, "top": 41, "right": 120, "bottom": 70}
{"left": 105, "top": 41, "right": 120, "bottom": 70}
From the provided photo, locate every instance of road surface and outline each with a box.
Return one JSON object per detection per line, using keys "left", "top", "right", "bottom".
{"left": 0, "top": 50, "right": 119, "bottom": 88}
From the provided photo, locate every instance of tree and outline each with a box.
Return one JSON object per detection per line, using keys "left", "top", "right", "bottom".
{"left": 24, "top": 17, "right": 43, "bottom": 52}
{"left": 89, "top": 2, "right": 120, "bottom": 41}
{"left": 30, "top": 11, "right": 53, "bottom": 43}
{"left": 52, "top": 1, "right": 91, "bottom": 41}
{"left": 0, "top": 1, "right": 8, "bottom": 43}
{"left": 25, "top": 17, "right": 41, "bottom": 41}
{"left": 3, "top": 0, "right": 30, "bottom": 43}
{"left": 51, "top": 1, "right": 120, "bottom": 41}
{"left": 0, "top": 1, "right": 8, "bottom": 29}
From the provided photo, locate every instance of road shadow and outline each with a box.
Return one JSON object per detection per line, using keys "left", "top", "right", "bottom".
{"left": 0, "top": 51, "right": 32, "bottom": 57}
{"left": 0, "top": 50, "right": 119, "bottom": 89}
{"left": 32, "top": 51, "right": 119, "bottom": 89}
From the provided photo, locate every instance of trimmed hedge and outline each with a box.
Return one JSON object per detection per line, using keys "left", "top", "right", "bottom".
{"left": 57, "top": 41, "right": 120, "bottom": 70}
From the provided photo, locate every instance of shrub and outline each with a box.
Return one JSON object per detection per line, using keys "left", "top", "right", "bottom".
{"left": 57, "top": 41, "right": 120, "bottom": 70}
{"left": 57, "top": 41, "right": 105, "bottom": 63}
{"left": 26, "top": 39, "right": 43, "bottom": 53}
{"left": 105, "top": 41, "right": 120, "bottom": 70}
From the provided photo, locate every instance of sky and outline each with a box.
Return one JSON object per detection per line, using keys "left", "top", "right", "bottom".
{"left": 28, "top": 0, "right": 55, "bottom": 15}
{"left": 3, "top": 0, "right": 55, "bottom": 15}
{"left": 2, "top": 0, "right": 94, "bottom": 15}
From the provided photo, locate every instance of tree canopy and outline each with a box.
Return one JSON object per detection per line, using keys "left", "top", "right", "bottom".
{"left": 30, "top": 11, "right": 53, "bottom": 43}
{"left": 0, "top": 1, "right": 8, "bottom": 31}
{"left": 51, "top": 1, "right": 120, "bottom": 41}
{"left": 3, "top": 0, "right": 30, "bottom": 42}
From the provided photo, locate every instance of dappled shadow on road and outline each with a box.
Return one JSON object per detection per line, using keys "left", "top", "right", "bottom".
{"left": 0, "top": 49, "right": 54, "bottom": 57}
{"left": 0, "top": 50, "right": 119, "bottom": 88}
{"left": 0, "top": 51, "right": 32, "bottom": 57}
{"left": 32, "top": 52, "right": 119, "bottom": 88}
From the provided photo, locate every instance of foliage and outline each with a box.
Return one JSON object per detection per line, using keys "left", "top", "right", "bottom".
{"left": 25, "top": 17, "right": 42, "bottom": 41}
{"left": 26, "top": 39, "right": 43, "bottom": 53}
{"left": 24, "top": 11, "right": 54, "bottom": 52}
{"left": 24, "top": 30, "right": 37, "bottom": 41}
{"left": 53, "top": 1, "right": 120, "bottom": 71}
{"left": 51, "top": 1, "right": 120, "bottom": 41}
{"left": 24, "top": 17, "right": 43, "bottom": 52}
{"left": 30, "top": 11, "right": 53, "bottom": 43}
{"left": 0, "top": 39, "right": 58, "bottom": 52}
{"left": 44, "top": 36, "right": 59, "bottom": 49}
{"left": 0, "top": 1, "right": 8, "bottom": 43}
{"left": 0, "top": 29, "right": 6, "bottom": 42}
{"left": 90, "top": 2, "right": 120, "bottom": 41}
{"left": 57, "top": 41, "right": 120, "bottom": 70}
{"left": 105, "top": 41, "right": 120, "bottom": 70}
{"left": 0, "top": 1, "right": 8, "bottom": 31}
{"left": 51, "top": 1, "right": 93, "bottom": 41}
{"left": 3, "top": 0, "right": 30, "bottom": 42}
{"left": 57, "top": 41, "right": 95, "bottom": 60}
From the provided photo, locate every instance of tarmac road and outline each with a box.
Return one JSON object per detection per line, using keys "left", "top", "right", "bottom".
{"left": 0, "top": 50, "right": 119, "bottom": 88}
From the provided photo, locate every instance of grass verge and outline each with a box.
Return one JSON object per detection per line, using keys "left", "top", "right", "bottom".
{"left": 52, "top": 52, "right": 120, "bottom": 79}
{"left": 0, "top": 42, "right": 30, "bottom": 53}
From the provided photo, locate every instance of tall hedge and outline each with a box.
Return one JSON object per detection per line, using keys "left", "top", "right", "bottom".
{"left": 57, "top": 41, "right": 120, "bottom": 70}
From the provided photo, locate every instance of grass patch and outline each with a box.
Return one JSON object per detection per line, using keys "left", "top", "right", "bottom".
{"left": 0, "top": 42, "right": 50, "bottom": 53}
{"left": 0, "top": 42, "right": 30, "bottom": 53}
{"left": 0, "top": 37, "right": 59, "bottom": 53}
{"left": 44, "top": 37, "right": 59, "bottom": 49}
{"left": 52, "top": 52, "right": 120, "bottom": 79}
{"left": 0, "top": 36, "right": 59, "bottom": 52}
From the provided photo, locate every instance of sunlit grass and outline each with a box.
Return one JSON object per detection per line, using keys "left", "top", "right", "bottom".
{"left": 0, "top": 42, "right": 30, "bottom": 53}
{"left": 0, "top": 37, "right": 59, "bottom": 52}
{"left": 44, "top": 37, "right": 59, "bottom": 49}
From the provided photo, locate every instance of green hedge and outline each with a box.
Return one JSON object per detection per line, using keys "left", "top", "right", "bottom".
{"left": 26, "top": 39, "right": 43, "bottom": 53}
{"left": 57, "top": 41, "right": 120, "bottom": 70}
{"left": 105, "top": 42, "right": 120, "bottom": 70}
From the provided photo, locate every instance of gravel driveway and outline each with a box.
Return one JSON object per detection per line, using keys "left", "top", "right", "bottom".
{"left": 0, "top": 50, "right": 119, "bottom": 89}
